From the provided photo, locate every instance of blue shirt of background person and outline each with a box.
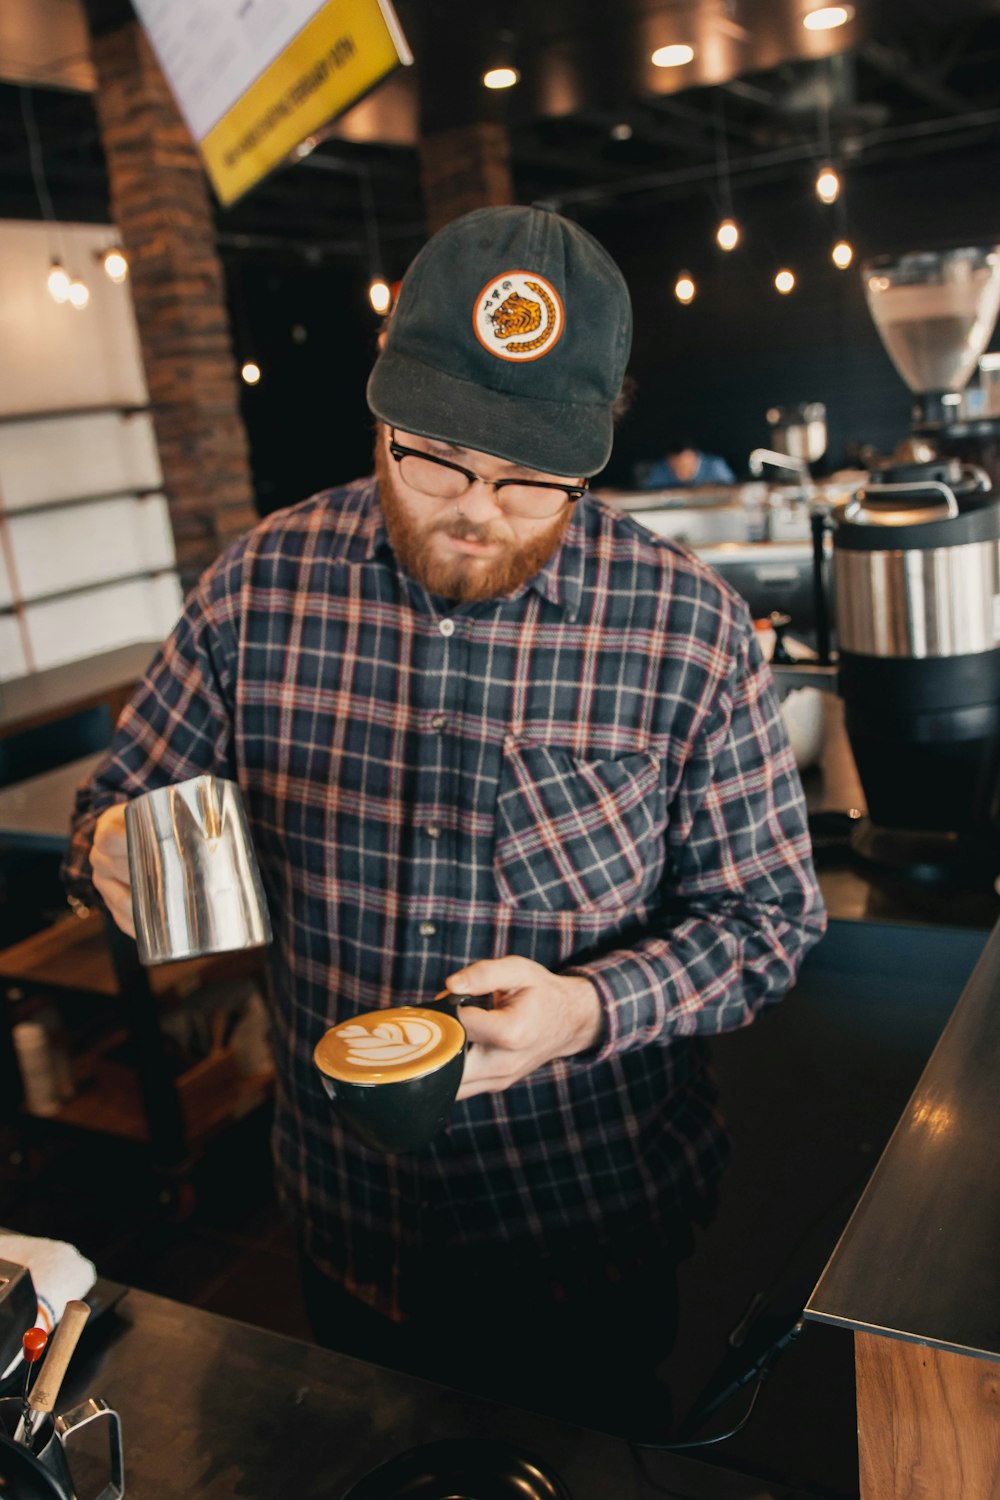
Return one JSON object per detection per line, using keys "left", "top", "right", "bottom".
{"left": 634, "top": 437, "right": 736, "bottom": 490}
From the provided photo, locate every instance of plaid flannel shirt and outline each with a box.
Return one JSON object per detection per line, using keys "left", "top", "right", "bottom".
{"left": 64, "top": 476, "right": 826, "bottom": 1318}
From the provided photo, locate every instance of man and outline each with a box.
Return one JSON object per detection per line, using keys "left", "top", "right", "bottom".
{"left": 64, "top": 205, "right": 825, "bottom": 1438}
{"left": 634, "top": 437, "right": 736, "bottom": 489}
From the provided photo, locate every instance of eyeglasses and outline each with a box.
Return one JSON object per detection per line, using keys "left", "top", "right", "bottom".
{"left": 388, "top": 431, "right": 588, "bottom": 519}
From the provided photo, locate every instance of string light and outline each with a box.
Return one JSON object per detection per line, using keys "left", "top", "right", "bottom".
{"left": 241, "top": 361, "right": 261, "bottom": 385}
{"left": 47, "top": 262, "right": 70, "bottom": 303}
{"left": 369, "top": 279, "right": 392, "bottom": 315}
{"left": 803, "top": 5, "right": 854, "bottom": 30}
{"left": 816, "top": 167, "right": 840, "bottom": 204}
{"left": 674, "top": 273, "right": 696, "bottom": 304}
{"left": 716, "top": 219, "right": 740, "bottom": 251}
{"left": 483, "top": 66, "right": 519, "bottom": 88}
{"left": 652, "top": 44, "right": 695, "bottom": 67}
{"left": 67, "top": 278, "right": 89, "bottom": 310}
{"left": 102, "top": 248, "right": 128, "bottom": 283}
{"left": 774, "top": 269, "right": 796, "bottom": 294}
{"left": 832, "top": 241, "right": 854, "bottom": 269}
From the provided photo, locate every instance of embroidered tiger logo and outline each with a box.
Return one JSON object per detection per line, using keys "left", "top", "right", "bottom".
{"left": 491, "top": 290, "right": 542, "bottom": 339}
{"left": 490, "top": 281, "right": 557, "bottom": 353}
{"left": 473, "top": 270, "right": 564, "bottom": 361}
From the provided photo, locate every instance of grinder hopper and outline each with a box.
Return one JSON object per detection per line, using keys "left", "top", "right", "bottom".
{"left": 864, "top": 245, "right": 1000, "bottom": 429}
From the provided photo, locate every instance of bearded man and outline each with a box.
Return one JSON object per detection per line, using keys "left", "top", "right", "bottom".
{"left": 64, "top": 205, "right": 825, "bottom": 1438}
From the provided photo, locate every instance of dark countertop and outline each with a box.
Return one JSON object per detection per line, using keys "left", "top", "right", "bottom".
{"left": 805, "top": 915, "right": 1000, "bottom": 1363}
{"left": 60, "top": 1287, "right": 786, "bottom": 1500}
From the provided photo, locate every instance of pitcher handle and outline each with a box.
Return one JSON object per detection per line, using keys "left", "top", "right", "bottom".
{"left": 55, "top": 1398, "right": 125, "bottom": 1500}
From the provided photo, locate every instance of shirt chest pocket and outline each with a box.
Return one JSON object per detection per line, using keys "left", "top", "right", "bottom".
{"left": 493, "top": 743, "right": 663, "bottom": 914}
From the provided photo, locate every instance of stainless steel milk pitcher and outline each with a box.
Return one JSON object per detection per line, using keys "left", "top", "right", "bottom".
{"left": 125, "top": 776, "right": 272, "bottom": 965}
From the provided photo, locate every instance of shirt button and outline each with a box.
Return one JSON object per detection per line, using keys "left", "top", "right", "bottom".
{"left": 431, "top": 713, "right": 447, "bottom": 731}
{"left": 425, "top": 825, "right": 441, "bottom": 839}
{"left": 439, "top": 619, "right": 455, "bottom": 638}
{"left": 419, "top": 921, "right": 437, "bottom": 937}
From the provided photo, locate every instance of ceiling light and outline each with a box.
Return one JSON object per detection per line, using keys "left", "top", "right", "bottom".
{"left": 803, "top": 5, "right": 854, "bottom": 30}
{"left": 102, "top": 248, "right": 128, "bottom": 283}
{"left": 67, "top": 278, "right": 90, "bottom": 310}
{"left": 979, "top": 353, "right": 1000, "bottom": 371}
{"left": 775, "top": 269, "right": 796, "bottom": 294}
{"left": 369, "top": 278, "right": 392, "bottom": 315}
{"left": 716, "top": 219, "right": 740, "bottom": 251}
{"left": 241, "top": 361, "right": 261, "bottom": 385}
{"left": 483, "top": 66, "right": 519, "bottom": 89}
{"left": 47, "top": 261, "right": 70, "bottom": 304}
{"left": 816, "top": 166, "right": 840, "bottom": 203}
{"left": 941, "top": 393, "right": 962, "bottom": 406}
{"left": 674, "top": 273, "right": 696, "bottom": 304}
{"left": 652, "top": 44, "right": 695, "bottom": 68}
{"left": 610, "top": 122, "right": 633, "bottom": 142}
{"left": 832, "top": 240, "right": 853, "bottom": 269}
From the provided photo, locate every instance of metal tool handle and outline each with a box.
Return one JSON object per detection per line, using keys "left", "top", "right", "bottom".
{"left": 844, "top": 479, "right": 959, "bottom": 523}
{"left": 27, "top": 1301, "right": 90, "bottom": 1415}
{"left": 56, "top": 1398, "right": 125, "bottom": 1500}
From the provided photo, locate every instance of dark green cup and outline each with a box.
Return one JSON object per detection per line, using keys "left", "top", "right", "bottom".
{"left": 313, "top": 996, "right": 474, "bottom": 1153}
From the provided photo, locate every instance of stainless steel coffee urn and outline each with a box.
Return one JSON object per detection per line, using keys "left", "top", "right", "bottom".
{"left": 832, "top": 246, "right": 1000, "bottom": 882}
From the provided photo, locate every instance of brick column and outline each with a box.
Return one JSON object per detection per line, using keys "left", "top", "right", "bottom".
{"left": 418, "top": 122, "right": 515, "bottom": 235}
{"left": 86, "top": 20, "right": 258, "bottom": 588}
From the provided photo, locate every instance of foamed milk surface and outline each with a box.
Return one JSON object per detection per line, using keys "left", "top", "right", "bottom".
{"left": 315, "top": 1005, "right": 464, "bottom": 1083}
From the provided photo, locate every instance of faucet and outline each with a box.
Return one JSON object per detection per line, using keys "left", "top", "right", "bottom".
{"left": 748, "top": 449, "right": 814, "bottom": 492}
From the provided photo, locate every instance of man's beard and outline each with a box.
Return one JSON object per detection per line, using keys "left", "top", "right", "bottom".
{"left": 374, "top": 438, "right": 572, "bottom": 603}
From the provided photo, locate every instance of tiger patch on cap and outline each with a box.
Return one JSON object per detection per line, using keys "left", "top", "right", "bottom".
{"left": 473, "top": 270, "right": 564, "bottom": 361}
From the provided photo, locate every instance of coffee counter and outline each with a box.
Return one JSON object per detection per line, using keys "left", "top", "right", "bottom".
{"left": 61, "top": 1287, "right": 782, "bottom": 1500}
{"left": 804, "top": 913, "right": 1000, "bottom": 1497}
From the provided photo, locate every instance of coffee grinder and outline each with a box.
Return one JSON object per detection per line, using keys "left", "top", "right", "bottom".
{"left": 830, "top": 245, "right": 1000, "bottom": 883}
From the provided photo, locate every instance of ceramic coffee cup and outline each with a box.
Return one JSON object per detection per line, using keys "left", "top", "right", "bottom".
{"left": 313, "top": 995, "right": 475, "bottom": 1153}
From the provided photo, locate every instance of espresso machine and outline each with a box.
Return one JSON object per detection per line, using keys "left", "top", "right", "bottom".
{"left": 831, "top": 245, "right": 1000, "bottom": 882}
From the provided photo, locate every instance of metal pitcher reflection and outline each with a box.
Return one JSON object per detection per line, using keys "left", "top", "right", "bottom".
{"left": 125, "top": 776, "right": 272, "bottom": 965}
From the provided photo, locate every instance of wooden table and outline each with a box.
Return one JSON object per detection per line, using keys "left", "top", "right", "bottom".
{"left": 0, "top": 641, "right": 159, "bottom": 740}
{"left": 805, "top": 915, "right": 1000, "bottom": 1499}
{"left": 0, "top": 753, "right": 104, "bottom": 852}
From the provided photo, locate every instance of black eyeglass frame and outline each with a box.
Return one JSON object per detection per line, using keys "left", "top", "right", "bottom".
{"left": 388, "top": 431, "right": 588, "bottom": 508}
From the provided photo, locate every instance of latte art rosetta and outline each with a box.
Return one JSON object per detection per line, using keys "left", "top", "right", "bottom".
{"left": 338, "top": 1017, "right": 444, "bottom": 1068}
{"left": 314, "top": 1004, "right": 466, "bottom": 1085}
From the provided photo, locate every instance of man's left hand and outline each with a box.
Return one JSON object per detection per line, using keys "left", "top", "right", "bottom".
{"left": 442, "top": 956, "right": 603, "bottom": 1100}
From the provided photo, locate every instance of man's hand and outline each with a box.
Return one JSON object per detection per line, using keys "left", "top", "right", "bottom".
{"left": 443, "top": 956, "right": 603, "bottom": 1101}
{"left": 90, "top": 804, "right": 135, "bottom": 938}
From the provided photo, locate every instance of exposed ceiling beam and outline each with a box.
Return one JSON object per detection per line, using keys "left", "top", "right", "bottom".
{"left": 860, "top": 41, "right": 971, "bottom": 115}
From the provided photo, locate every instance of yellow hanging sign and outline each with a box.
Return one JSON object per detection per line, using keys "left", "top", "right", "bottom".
{"left": 203, "top": 0, "right": 410, "bottom": 205}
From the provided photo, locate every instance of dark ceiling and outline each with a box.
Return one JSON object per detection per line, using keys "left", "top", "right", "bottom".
{"left": 2, "top": 0, "right": 1000, "bottom": 278}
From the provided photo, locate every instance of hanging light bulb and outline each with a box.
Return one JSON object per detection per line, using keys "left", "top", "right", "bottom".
{"left": 674, "top": 273, "right": 696, "bottom": 304}
{"left": 241, "top": 361, "right": 261, "bottom": 385}
{"left": 47, "top": 261, "right": 71, "bottom": 303}
{"left": 775, "top": 269, "right": 796, "bottom": 294}
{"left": 803, "top": 5, "right": 854, "bottom": 30}
{"left": 816, "top": 166, "right": 840, "bottom": 204}
{"left": 832, "top": 240, "right": 854, "bottom": 269}
{"left": 716, "top": 219, "right": 740, "bottom": 251}
{"left": 67, "top": 278, "right": 90, "bottom": 310}
{"left": 651, "top": 44, "right": 695, "bottom": 67}
{"left": 369, "top": 278, "right": 392, "bottom": 315}
{"left": 483, "top": 66, "right": 519, "bottom": 89}
{"left": 102, "top": 248, "right": 128, "bottom": 283}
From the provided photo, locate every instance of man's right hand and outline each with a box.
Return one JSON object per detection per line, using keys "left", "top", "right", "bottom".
{"left": 90, "top": 804, "right": 135, "bottom": 938}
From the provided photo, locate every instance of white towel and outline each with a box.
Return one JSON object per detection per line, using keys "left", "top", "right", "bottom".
{"left": 0, "top": 1230, "right": 96, "bottom": 1380}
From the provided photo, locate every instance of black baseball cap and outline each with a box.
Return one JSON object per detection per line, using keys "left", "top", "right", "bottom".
{"left": 366, "top": 204, "right": 633, "bottom": 477}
